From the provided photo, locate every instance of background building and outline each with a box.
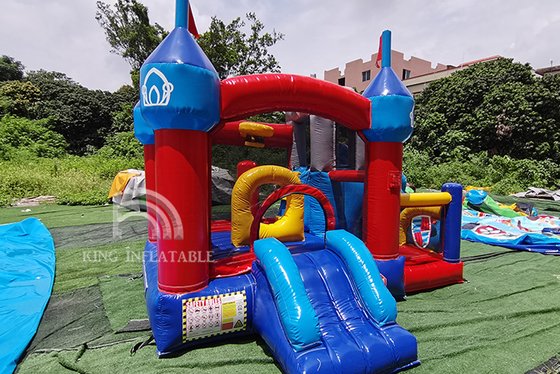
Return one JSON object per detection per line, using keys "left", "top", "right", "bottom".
{"left": 324, "top": 49, "right": 559, "bottom": 97}
{"left": 324, "top": 50, "right": 449, "bottom": 93}
{"left": 324, "top": 51, "right": 504, "bottom": 95}
{"left": 404, "top": 56, "right": 501, "bottom": 94}
{"left": 535, "top": 65, "right": 560, "bottom": 77}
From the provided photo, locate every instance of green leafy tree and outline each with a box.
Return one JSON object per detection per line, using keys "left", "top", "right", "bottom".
{"left": 197, "top": 13, "right": 284, "bottom": 80}
{"left": 25, "top": 70, "right": 136, "bottom": 154}
{"left": 95, "top": 0, "right": 168, "bottom": 72}
{"left": 196, "top": 13, "right": 285, "bottom": 172}
{"left": 94, "top": 1, "right": 286, "bottom": 171}
{"left": 410, "top": 58, "right": 560, "bottom": 164}
{"left": 0, "top": 81, "right": 41, "bottom": 117}
{"left": 98, "top": 85, "right": 138, "bottom": 140}
{"left": 109, "top": 102, "right": 134, "bottom": 133}
{"left": 95, "top": 1, "right": 284, "bottom": 81}
{"left": 0, "top": 55, "right": 24, "bottom": 82}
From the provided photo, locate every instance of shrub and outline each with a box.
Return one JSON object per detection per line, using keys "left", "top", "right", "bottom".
{"left": 0, "top": 115, "right": 67, "bottom": 160}
{"left": 96, "top": 131, "right": 144, "bottom": 160}
{"left": 0, "top": 153, "right": 143, "bottom": 206}
{"left": 57, "top": 189, "right": 110, "bottom": 206}
{"left": 403, "top": 147, "right": 560, "bottom": 194}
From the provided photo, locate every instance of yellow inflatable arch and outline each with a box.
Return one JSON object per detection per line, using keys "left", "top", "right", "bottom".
{"left": 231, "top": 165, "right": 305, "bottom": 247}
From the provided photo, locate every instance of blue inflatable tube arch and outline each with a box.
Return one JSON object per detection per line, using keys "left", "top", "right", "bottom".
{"left": 253, "top": 238, "right": 321, "bottom": 351}
{"left": 326, "top": 230, "right": 397, "bottom": 325}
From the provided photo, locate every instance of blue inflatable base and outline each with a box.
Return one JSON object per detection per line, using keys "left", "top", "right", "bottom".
{"left": 375, "top": 256, "right": 406, "bottom": 299}
{"left": 144, "top": 241, "right": 256, "bottom": 356}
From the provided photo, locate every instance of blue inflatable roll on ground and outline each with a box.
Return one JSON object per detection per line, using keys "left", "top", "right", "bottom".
{"left": 0, "top": 218, "right": 56, "bottom": 374}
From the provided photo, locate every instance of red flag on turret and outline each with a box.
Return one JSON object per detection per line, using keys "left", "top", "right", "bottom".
{"left": 375, "top": 34, "right": 382, "bottom": 68}
{"left": 188, "top": 4, "right": 200, "bottom": 38}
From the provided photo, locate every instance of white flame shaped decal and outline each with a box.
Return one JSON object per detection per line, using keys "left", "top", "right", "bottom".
{"left": 142, "top": 67, "right": 174, "bottom": 107}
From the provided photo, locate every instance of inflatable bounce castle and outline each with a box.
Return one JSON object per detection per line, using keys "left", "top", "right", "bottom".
{"left": 133, "top": 1, "right": 464, "bottom": 372}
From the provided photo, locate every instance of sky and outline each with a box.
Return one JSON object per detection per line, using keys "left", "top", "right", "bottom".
{"left": 1, "top": 0, "right": 559, "bottom": 92}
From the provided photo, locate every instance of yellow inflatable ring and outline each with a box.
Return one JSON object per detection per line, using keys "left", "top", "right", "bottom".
{"left": 231, "top": 165, "right": 304, "bottom": 247}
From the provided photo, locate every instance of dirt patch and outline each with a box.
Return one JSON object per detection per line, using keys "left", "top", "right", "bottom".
{"left": 11, "top": 195, "right": 56, "bottom": 207}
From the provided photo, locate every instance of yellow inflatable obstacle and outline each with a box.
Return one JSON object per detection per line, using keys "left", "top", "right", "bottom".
{"left": 231, "top": 165, "right": 305, "bottom": 247}
{"left": 400, "top": 192, "right": 452, "bottom": 207}
{"left": 238, "top": 122, "right": 274, "bottom": 148}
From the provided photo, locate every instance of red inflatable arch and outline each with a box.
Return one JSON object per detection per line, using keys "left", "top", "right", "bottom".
{"left": 249, "top": 184, "right": 336, "bottom": 247}
{"left": 220, "top": 74, "right": 371, "bottom": 132}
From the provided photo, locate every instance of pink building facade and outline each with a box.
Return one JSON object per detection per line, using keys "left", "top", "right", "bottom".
{"left": 324, "top": 50, "right": 449, "bottom": 93}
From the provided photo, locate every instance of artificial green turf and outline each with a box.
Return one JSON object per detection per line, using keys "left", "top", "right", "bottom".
{"left": 397, "top": 249, "right": 560, "bottom": 374}
{"left": 21, "top": 245, "right": 560, "bottom": 374}
{"left": 19, "top": 275, "right": 281, "bottom": 374}
{"left": 18, "top": 336, "right": 281, "bottom": 374}
{"left": 460, "top": 237, "right": 515, "bottom": 257}
{"left": 0, "top": 203, "right": 234, "bottom": 228}
{"left": 10, "top": 201, "right": 560, "bottom": 374}
{"left": 99, "top": 274, "right": 148, "bottom": 332}
{"left": 52, "top": 240, "right": 145, "bottom": 293}
{"left": 24, "top": 285, "right": 114, "bottom": 353}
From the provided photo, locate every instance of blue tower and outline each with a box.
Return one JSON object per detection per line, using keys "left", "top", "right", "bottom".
{"left": 138, "top": 0, "right": 220, "bottom": 293}
{"left": 359, "top": 30, "right": 415, "bottom": 298}
{"left": 362, "top": 30, "right": 414, "bottom": 143}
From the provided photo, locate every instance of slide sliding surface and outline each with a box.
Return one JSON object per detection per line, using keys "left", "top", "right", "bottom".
{"left": 252, "top": 232, "right": 419, "bottom": 374}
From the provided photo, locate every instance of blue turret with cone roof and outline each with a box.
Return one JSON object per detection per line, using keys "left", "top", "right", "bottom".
{"left": 362, "top": 30, "right": 414, "bottom": 143}
{"left": 133, "top": 102, "right": 154, "bottom": 145}
{"left": 139, "top": 0, "right": 220, "bottom": 132}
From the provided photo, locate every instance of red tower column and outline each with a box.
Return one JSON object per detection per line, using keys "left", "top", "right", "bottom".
{"left": 143, "top": 144, "right": 157, "bottom": 243}
{"left": 363, "top": 142, "right": 402, "bottom": 260}
{"left": 155, "top": 129, "right": 210, "bottom": 293}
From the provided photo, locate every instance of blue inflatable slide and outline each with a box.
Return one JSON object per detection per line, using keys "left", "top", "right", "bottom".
{"left": 252, "top": 231, "right": 419, "bottom": 373}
